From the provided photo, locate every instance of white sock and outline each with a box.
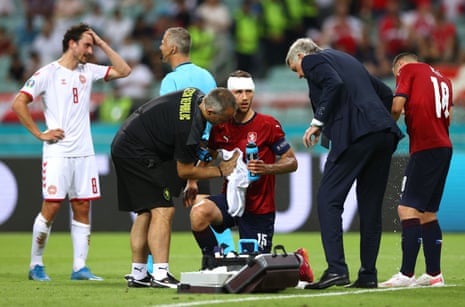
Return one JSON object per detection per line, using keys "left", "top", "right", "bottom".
{"left": 153, "top": 263, "right": 169, "bottom": 280}
{"left": 132, "top": 263, "right": 147, "bottom": 280}
{"left": 30, "top": 213, "right": 52, "bottom": 268}
{"left": 71, "top": 219, "right": 90, "bottom": 272}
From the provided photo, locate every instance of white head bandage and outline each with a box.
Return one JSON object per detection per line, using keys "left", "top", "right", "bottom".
{"left": 227, "top": 77, "right": 255, "bottom": 91}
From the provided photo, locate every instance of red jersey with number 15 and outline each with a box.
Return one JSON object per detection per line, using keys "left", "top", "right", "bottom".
{"left": 395, "top": 63, "right": 452, "bottom": 154}
{"left": 209, "top": 112, "right": 289, "bottom": 214}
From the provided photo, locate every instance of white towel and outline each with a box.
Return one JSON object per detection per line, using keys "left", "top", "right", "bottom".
{"left": 219, "top": 148, "right": 249, "bottom": 217}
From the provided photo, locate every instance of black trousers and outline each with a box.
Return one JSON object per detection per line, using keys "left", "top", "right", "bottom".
{"left": 317, "top": 131, "right": 398, "bottom": 277}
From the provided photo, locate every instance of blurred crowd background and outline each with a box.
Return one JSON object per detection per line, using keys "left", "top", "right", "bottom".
{"left": 1, "top": 0, "right": 465, "bottom": 127}
{"left": 2, "top": 0, "right": 465, "bottom": 233}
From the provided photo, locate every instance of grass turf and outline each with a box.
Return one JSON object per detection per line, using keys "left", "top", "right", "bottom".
{"left": 0, "top": 232, "right": 464, "bottom": 307}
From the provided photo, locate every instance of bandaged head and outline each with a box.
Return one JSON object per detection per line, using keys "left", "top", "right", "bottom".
{"left": 227, "top": 77, "right": 255, "bottom": 91}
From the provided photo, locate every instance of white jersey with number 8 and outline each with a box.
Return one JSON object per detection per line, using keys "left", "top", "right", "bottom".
{"left": 20, "top": 61, "right": 110, "bottom": 157}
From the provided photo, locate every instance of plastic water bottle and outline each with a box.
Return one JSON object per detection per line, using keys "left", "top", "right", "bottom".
{"left": 246, "top": 141, "right": 260, "bottom": 182}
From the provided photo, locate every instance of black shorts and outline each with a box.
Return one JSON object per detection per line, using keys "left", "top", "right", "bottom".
{"left": 112, "top": 157, "right": 185, "bottom": 213}
{"left": 197, "top": 180, "right": 211, "bottom": 194}
{"left": 208, "top": 194, "right": 275, "bottom": 253}
{"left": 400, "top": 147, "right": 452, "bottom": 213}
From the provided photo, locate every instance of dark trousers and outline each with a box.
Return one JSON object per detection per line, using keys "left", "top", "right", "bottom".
{"left": 318, "top": 131, "right": 397, "bottom": 277}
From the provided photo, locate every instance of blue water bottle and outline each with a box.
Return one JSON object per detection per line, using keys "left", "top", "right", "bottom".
{"left": 246, "top": 141, "right": 260, "bottom": 182}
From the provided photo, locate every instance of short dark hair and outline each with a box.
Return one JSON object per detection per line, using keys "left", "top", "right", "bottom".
{"left": 392, "top": 52, "right": 418, "bottom": 66}
{"left": 62, "top": 23, "right": 91, "bottom": 53}
{"left": 228, "top": 70, "right": 252, "bottom": 79}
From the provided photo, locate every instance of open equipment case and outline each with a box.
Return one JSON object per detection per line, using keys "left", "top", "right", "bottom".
{"left": 178, "top": 244, "right": 300, "bottom": 294}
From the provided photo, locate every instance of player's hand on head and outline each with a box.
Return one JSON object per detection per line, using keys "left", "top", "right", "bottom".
{"left": 86, "top": 28, "right": 104, "bottom": 47}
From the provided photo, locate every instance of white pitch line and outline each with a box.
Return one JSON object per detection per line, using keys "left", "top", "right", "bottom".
{"left": 152, "top": 285, "right": 456, "bottom": 307}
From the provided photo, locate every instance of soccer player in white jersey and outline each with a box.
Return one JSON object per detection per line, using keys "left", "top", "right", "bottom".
{"left": 11, "top": 23, "right": 131, "bottom": 281}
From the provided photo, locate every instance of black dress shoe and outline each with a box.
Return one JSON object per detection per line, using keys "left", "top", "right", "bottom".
{"left": 345, "top": 279, "right": 377, "bottom": 289}
{"left": 305, "top": 271, "right": 350, "bottom": 289}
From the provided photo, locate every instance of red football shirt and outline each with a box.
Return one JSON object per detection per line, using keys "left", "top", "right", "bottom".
{"left": 209, "top": 112, "right": 287, "bottom": 214}
{"left": 395, "top": 63, "right": 453, "bottom": 154}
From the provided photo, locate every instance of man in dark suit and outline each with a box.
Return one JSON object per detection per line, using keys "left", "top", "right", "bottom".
{"left": 285, "top": 38, "right": 404, "bottom": 289}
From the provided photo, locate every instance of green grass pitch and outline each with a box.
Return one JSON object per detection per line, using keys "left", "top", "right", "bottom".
{"left": 0, "top": 232, "right": 464, "bottom": 307}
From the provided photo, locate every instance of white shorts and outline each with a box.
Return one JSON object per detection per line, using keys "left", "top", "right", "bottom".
{"left": 42, "top": 156, "right": 101, "bottom": 201}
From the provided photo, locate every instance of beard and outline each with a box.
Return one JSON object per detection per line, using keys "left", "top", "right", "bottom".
{"left": 78, "top": 54, "right": 91, "bottom": 64}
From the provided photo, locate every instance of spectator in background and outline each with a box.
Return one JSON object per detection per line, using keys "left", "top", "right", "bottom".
{"left": 315, "top": 0, "right": 335, "bottom": 21}
{"left": 319, "top": 0, "right": 363, "bottom": 56}
{"left": 0, "top": 0, "right": 15, "bottom": 17}
{"left": 377, "top": 0, "right": 411, "bottom": 61}
{"left": 356, "top": 0, "right": 389, "bottom": 28}
{"left": 427, "top": 8, "right": 459, "bottom": 64}
{"left": 93, "top": 0, "right": 118, "bottom": 15}
{"left": 439, "top": 0, "right": 465, "bottom": 22}
{"left": 195, "top": 0, "right": 232, "bottom": 43}
{"left": 231, "top": 0, "right": 262, "bottom": 77}
{"left": 188, "top": 15, "right": 215, "bottom": 71}
{"left": 131, "top": 14, "right": 154, "bottom": 44}
{"left": 171, "top": 0, "right": 193, "bottom": 28}
{"left": 82, "top": 2, "right": 107, "bottom": 35}
{"left": 23, "top": 50, "right": 42, "bottom": 82}
{"left": 115, "top": 37, "right": 154, "bottom": 106}
{"left": 130, "top": 13, "right": 158, "bottom": 76}
{"left": 403, "top": 0, "right": 435, "bottom": 60}
{"left": 23, "top": 0, "right": 55, "bottom": 22}
{"left": 138, "top": 0, "right": 163, "bottom": 26}
{"left": 7, "top": 51, "right": 25, "bottom": 84}
{"left": 53, "top": 0, "right": 87, "bottom": 47}
{"left": 14, "top": 18, "right": 39, "bottom": 55}
{"left": 54, "top": 0, "right": 85, "bottom": 20}
{"left": 355, "top": 25, "right": 392, "bottom": 78}
{"left": 151, "top": 10, "right": 176, "bottom": 45}
{"left": 103, "top": 7, "right": 134, "bottom": 49}
{"left": 0, "top": 26, "right": 16, "bottom": 57}
{"left": 195, "top": 0, "right": 234, "bottom": 85}
{"left": 298, "top": 0, "right": 321, "bottom": 36}
{"left": 284, "top": 0, "right": 319, "bottom": 47}
{"left": 259, "top": 0, "right": 289, "bottom": 69}
{"left": 31, "top": 18, "right": 62, "bottom": 67}
{"left": 94, "top": 86, "right": 133, "bottom": 124}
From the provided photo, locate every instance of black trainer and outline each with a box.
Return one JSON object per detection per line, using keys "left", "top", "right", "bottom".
{"left": 151, "top": 272, "right": 179, "bottom": 289}
{"left": 125, "top": 274, "right": 152, "bottom": 288}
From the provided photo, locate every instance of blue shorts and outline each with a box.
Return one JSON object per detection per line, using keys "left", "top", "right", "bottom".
{"left": 208, "top": 194, "right": 275, "bottom": 253}
{"left": 400, "top": 147, "right": 452, "bottom": 213}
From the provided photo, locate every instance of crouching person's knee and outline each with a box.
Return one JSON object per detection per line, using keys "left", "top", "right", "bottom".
{"left": 190, "top": 199, "right": 216, "bottom": 231}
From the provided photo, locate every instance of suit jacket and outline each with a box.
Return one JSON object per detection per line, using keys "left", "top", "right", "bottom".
{"left": 301, "top": 49, "right": 404, "bottom": 161}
